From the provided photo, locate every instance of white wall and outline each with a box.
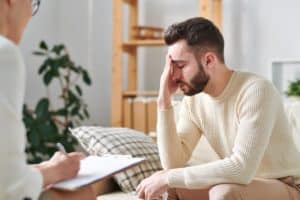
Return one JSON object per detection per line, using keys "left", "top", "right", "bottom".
{"left": 20, "top": 0, "right": 300, "bottom": 126}
{"left": 224, "top": 0, "right": 300, "bottom": 79}
{"left": 139, "top": 0, "right": 199, "bottom": 90}
{"left": 21, "top": 0, "right": 58, "bottom": 109}
{"left": 21, "top": 0, "right": 113, "bottom": 126}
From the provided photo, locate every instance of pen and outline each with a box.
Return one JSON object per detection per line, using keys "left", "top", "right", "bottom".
{"left": 56, "top": 142, "right": 67, "bottom": 155}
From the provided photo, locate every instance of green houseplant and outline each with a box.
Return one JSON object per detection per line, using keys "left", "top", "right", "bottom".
{"left": 286, "top": 79, "right": 300, "bottom": 98}
{"left": 23, "top": 41, "right": 92, "bottom": 164}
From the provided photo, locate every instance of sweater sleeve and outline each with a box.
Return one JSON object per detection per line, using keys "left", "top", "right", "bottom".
{"left": 157, "top": 98, "right": 202, "bottom": 169}
{"left": 0, "top": 37, "right": 43, "bottom": 200}
{"left": 167, "top": 80, "right": 280, "bottom": 189}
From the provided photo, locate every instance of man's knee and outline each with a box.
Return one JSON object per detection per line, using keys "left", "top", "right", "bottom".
{"left": 209, "top": 184, "right": 242, "bottom": 200}
{"left": 167, "top": 187, "right": 178, "bottom": 200}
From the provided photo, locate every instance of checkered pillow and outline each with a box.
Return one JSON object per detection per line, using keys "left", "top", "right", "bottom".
{"left": 70, "top": 126, "right": 162, "bottom": 192}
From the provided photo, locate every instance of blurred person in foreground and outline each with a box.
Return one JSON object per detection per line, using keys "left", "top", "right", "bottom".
{"left": 0, "top": 0, "right": 96, "bottom": 199}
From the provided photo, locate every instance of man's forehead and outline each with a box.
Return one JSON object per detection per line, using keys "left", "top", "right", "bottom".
{"left": 168, "top": 40, "right": 193, "bottom": 61}
{"left": 168, "top": 40, "right": 192, "bottom": 59}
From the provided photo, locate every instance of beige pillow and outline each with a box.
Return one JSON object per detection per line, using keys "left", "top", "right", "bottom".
{"left": 71, "top": 126, "right": 162, "bottom": 193}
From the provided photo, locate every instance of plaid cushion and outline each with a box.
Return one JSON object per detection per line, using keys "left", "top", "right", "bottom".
{"left": 70, "top": 126, "right": 162, "bottom": 192}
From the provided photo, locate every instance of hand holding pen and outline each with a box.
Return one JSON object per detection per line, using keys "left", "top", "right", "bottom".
{"left": 56, "top": 142, "right": 67, "bottom": 155}
{"left": 36, "top": 143, "right": 85, "bottom": 187}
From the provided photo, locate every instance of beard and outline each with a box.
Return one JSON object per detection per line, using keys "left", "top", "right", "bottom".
{"left": 177, "top": 62, "right": 210, "bottom": 96}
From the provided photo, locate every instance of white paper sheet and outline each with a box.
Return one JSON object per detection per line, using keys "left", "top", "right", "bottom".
{"left": 52, "top": 155, "right": 145, "bottom": 190}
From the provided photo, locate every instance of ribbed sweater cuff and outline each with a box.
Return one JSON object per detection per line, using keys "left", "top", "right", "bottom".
{"left": 157, "top": 107, "right": 175, "bottom": 137}
{"left": 168, "top": 168, "right": 185, "bottom": 188}
{"left": 158, "top": 105, "right": 174, "bottom": 112}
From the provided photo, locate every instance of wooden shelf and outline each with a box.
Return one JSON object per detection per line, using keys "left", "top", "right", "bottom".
{"left": 123, "top": 90, "right": 159, "bottom": 97}
{"left": 123, "top": 0, "right": 136, "bottom": 5}
{"left": 122, "top": 90, "right": 185, "bottom": 98}
{"left": 123, "top": 39, "right": 165, "bottom": 48}
{"left": 111, "top": 0, "right": 222, "bottom": 127}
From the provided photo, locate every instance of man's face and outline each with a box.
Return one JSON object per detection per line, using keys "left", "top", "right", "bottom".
{"left": 168, "top": 40, "right": 210, "bottom": 96}
{"left": 5, "top": 0, "right": 32, "bottom": 43}
{"left": 19, "top": 0, "right": 33, "bottom": 28}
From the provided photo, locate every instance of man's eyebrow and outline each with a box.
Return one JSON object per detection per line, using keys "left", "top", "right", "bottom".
{"left": 171, "top": 59, "right": 187, "bottom": 65}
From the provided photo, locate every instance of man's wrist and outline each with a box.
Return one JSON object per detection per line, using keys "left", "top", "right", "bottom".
{"left": 157, "top": 96, "right": 172, "bottom": 110}
{"left": 164, "top": 169, "right": 171, "bottom": 186}
{"left": 34, "top": 161, "right": 57, "bottom": 187}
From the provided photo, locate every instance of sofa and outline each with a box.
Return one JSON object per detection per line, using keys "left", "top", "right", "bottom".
{"left": 93, "top": 136, "right": 219, "bottom": 200}
{"left": 86, "top": 99, "right": 300, "bottom": 199}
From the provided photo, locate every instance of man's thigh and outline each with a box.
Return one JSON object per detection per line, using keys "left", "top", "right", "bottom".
{"left": 246, "top": 178, "right": 300, "bottom": 200}
{"left": 168, "top": 187, "right": 209, "bottom": 200}
{"left": 169, "top": 178, "right": 300, "bottom": 200}
{"left": 209, "top": 178, "right": 300, "bottom": 200}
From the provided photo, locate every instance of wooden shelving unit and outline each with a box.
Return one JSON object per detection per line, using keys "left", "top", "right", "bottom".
{"left": 123, "top": 90, "right": 159, "bottom": 98}
{"left": 111, "top": 0, "right": 223, "bottom": 127}
{"left": 123, "top": 39, "right": 165, "bottom": 48}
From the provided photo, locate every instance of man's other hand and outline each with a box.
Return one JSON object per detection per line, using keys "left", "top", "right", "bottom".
{"left": 136, "top": 170, "right": 169, "bottom": 200}
{"left": 158, "top": 55, "right": 178, "bottom": 110}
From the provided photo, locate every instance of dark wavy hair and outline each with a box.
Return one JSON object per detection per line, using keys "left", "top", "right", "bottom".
{"left": 164, "top": 17, "right": 224, "bottom": 63}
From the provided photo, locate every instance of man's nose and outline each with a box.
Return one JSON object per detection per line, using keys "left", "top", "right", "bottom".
{"left": 172, "top": 67, "right": 181, "bottom": 82}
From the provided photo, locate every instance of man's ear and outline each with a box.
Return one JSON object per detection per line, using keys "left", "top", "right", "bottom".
{"left": 203, "top": 52, "right": 216, "bottom": 69}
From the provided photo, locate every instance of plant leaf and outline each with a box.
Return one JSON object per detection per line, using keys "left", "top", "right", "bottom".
{"left": 33, "top": 51, "right": 46, "bottom": 56}
{"left": 67, "top": 90, "right": 78, "bottom": 104}
{"left": 28, "top": 129, "right": 41, "bottom": 148}
{"left": 71, "top": 105, "right": 80, "bottom": 116}
{"left": 70, "top": 65, "right": 80, "bottom": 73}
{"left": 78, "top": 113, "right": 84, "bottom": 120}
{"left": 35, "top": 98, "right": 49, "bottom": 119}
{"left": 82, "top": 70, "right": 92, "bottom": 85}
{"left": 51, "top": 44, "right": 65, "bottom": 55}
{"left": 75, "top": 85, "right": 82, "bottom": 96}
{"left": 38, "top": 62, "right": 48, "bottom": 75}
{"left": 286, "top": 79, "right": 300, "bottom": 97}
{"left": 43, "top": 71, "right": 53, "bottom": 85}
{"left": 54, "top": 108, "right": 68, "bottom": 116}
{"left": 39, "top": 122, "right": 58, "bottom": 141}
{"left": 40, "top": 41, "right": 48, "bottom": 50}
{"left": 58, "top": 55, "right": 70, "bottom": 68}
{"left": 83, "top": 108, "right": 90, "bottom": 118}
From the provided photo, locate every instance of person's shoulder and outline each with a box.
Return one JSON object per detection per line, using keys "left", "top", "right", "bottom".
{"left": 0, "top": 35, "right": 18, "bottom": 50}
{"left": 234, "top": 72, "right": 285, "bottom": 122}
{"left": 0, "top": 35, "right": 20, "bottom": 59}
{"left": 234, "top": 71, "right": 281, "bottom": 106}
{"left": 0, "top": 36, "right": 23, "bottom": 68}
{"left": 235, "top": 71, "right": 275, "bottom": 90}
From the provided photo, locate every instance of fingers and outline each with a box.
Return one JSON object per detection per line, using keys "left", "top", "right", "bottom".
{"left": 68, "top": 152, "right": 86, "bottom": 160}
{"left": 53, "top": 151, "right": 86, "bottom": 160}
{"left": 164, "top": 54, "right": 173, "bottom": 74}
{"left": 169, "top": 64, "right": 174, "bottom": 79}
{"left": 137, "top": 178, "right": 150, "bottom": 200}
{"left": 136, "top": 182, "right": 145, "bottom": 199}
{"left": 136, "top": 178, "right": 155, "bottom": 200}
{"left": 166, "top": 55, "right": 177, "bottom": 85}
{"left": 136, "top": 183, "right": 141, "bottom": 192}
{"left": 161, "top": 54, "right": 175, "bottom": 86}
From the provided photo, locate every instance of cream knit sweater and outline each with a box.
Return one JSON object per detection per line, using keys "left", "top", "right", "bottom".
{"left": 0, "top": 36, "right": 43, "bottom": 199}
{"left": 157, "top": 71, "right": 300, "bottom": 189}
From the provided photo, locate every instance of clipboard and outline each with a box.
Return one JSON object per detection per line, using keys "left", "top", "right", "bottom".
{"left": 52, "top": 155, "right": 146, "bottom": 191}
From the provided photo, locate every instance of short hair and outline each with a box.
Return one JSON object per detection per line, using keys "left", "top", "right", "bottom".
{"left": 164, "top": 17, "right": 224, "bottom": 63}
